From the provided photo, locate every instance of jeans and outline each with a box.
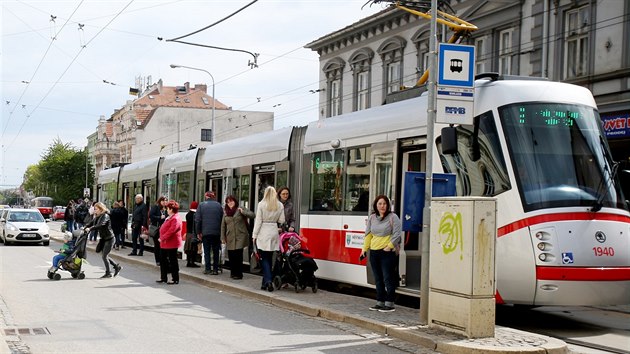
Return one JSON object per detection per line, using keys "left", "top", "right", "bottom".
{"left": 52, "top": 254, "right": 67, "bottom": 269}
{"left": 101, "top": 238, "right": 117, "bottom": 274}
{"left": 131, "top": 227, "right": 144, "bottom": 255}
{"left": 89, "top": 230, "right": 97, "bottom": 242}
{"left": 369, "top": 249, "right": 397, "bottom": 303}
{"left": 260, "top": 250, "right": 275, "bottom": 286}
{"left": 202, "top": 234, "right": 221, "bottom": 272}
{"left": 66, "top": 221, "right": 75, "bottom": 233}
{"left": 152, "top": 234, "right": 161, "bottom": 264}
{"left": 113, "top": 228, "right": 124, "bottom": 247}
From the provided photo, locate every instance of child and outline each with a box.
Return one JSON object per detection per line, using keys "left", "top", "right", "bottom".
{"left": 50, "top": 233, "right": 75, "bottom": 272}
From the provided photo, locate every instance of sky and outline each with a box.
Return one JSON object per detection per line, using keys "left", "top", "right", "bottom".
{"left": 0, "top": 0, "right": 385, "bottom": 188}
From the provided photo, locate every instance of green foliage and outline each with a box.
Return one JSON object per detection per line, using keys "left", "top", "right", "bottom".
{"left": 22, "top": 138, "right": 94, "bottom": 205}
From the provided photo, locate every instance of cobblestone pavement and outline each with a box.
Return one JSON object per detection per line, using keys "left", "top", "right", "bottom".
{"left": 0, "top": 294, "right": 30, "bottom": 354}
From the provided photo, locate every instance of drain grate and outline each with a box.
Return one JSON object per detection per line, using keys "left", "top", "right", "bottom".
{"left": 3, "top": 327, "right": 50, "bottom": 336}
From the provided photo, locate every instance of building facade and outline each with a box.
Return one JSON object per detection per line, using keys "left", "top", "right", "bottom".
{"left": 92, "top": 79, "right": 274, "bottom": 178}
{"left": 305, "top": 0, "right": 630, "bottom": 194}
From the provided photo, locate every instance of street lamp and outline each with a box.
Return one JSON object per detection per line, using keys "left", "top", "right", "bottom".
{"left": 169, "top": 64, "right": 215, "bottom": 144}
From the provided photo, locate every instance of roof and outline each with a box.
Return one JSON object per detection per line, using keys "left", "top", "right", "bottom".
{"left": 134, "top": 84, "right": 228, "bottom": 110}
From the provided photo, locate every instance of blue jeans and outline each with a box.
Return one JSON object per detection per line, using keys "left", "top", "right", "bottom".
{"left": 369, "top": 249, "right": 397, "bottom": 303}
{"left": 52, "top": 254, "right": 67, "bottom": 268}
{"left": 260, "top": 250, "right": 274, "bottom": 286}
{"left": 66, "top": 221, "right": 75, "bottom": 233}
{"left": 202, "top": 234, "right": 221, "bottom": 272}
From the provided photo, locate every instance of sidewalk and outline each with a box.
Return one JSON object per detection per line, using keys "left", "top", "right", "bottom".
{"left": 72, "top": 237, "right": 568, "bottom": 353}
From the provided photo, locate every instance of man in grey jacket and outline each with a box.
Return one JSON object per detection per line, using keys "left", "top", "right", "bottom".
{"left": 195, "top": 191, "right": 224, "bottom": 275}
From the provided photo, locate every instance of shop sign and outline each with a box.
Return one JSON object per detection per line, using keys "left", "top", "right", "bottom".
{"left": 602, "top": 112, "right": 630, "bottom": 138}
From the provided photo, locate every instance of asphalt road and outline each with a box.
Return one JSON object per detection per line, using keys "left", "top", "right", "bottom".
{"left": 0, "top": 236, "right": 414, "bottom": 353}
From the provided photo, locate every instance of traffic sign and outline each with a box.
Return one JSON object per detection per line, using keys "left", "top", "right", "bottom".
{"left": 438, "top": 43, "right": 475, "bottom": 88}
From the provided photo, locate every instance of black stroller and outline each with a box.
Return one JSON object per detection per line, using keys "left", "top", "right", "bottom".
{"left": 272, "top": 232, "right": 318, "bottom": 293}
{"left": 47, "top": 230, "right": 88, "bottom": 280}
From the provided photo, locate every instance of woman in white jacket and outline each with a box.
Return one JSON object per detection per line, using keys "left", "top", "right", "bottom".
{"left": 253, "top": 186, "right": 285, "bottom": 292}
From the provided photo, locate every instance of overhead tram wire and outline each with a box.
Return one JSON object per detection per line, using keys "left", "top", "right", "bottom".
{"left": 165, "top": 0, "right": 260, "bottom": 68}
{"left": 1, "top": 1, "right": 85, "bottom": 139}
{"left": 4, "top": 0, "right": 135, "bottom": 153}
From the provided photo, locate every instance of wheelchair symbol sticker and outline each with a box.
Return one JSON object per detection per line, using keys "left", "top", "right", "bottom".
{"left": 562, "top": 252, "right": 574, "bottom": 264}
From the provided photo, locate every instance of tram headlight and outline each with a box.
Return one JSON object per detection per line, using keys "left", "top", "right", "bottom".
{"left": 535, "top": 232, "right": 544, "bottom": 240}
{"left": 538, "top": 253, "right": 547, "bottom": 261}
{"left": 536, "top": 242, "right": 552, "bottom": 251}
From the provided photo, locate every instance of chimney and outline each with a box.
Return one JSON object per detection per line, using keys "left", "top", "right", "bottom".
{"left": 194, "top": 84, "right": 208, "bottom": 93}
{"left": 184, "top": 82, "right": 190, "bottom": 93}
{"left": 157, "top": 79, "right": 163, "bottom": 94}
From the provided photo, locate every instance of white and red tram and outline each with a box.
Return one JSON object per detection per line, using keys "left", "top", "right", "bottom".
{"left": 98, "top": 75, "right": 630, "bottom": 306}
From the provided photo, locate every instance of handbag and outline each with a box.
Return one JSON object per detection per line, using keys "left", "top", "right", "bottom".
{"left": 249, "top": 242, "right": 261, "bottom": 273}
{"left": 149, "top": 224, "right": 159, "bottom": 237}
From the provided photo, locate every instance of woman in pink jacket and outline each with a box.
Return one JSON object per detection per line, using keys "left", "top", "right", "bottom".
{"left": 157, "top": 200, "right": 183, "bottom": 284}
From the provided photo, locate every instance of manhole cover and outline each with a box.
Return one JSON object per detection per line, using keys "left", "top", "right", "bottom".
{"left": 3, "top": 327, "right": 50, "bottom": 336}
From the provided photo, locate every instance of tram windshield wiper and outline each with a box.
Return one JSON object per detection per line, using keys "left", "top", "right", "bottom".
{"left": 591, "top": 136, "right": 618, "bottom": 212}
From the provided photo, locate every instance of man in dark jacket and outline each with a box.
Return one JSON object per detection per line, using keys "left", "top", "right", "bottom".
{"left": 195, "top": 191, "right": 223, "bottom": 275}
{"left": 129, "top": 194, "right": 148, "bottom": 256}
{"left": 74, "top": 200, "right": 89, "bottom": 229}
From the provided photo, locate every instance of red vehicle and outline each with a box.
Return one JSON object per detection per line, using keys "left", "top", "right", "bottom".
{"left": 31, "top": 197, "right": 54, "bottom": 219}
{"left": 52, "top": 207, "right": 66, "bottom": 221}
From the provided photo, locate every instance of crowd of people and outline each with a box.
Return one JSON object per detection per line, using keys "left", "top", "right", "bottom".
{"left": 52, "top": 187, "right": 402, "bottom": 312}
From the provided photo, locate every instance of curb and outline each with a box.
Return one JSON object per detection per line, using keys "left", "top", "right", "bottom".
{"left": 0, "top": 332, "right": 10, "bottom": 354}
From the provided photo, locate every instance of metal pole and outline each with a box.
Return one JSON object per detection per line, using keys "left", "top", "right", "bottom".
{"left": 420, "top": 0, "right": 438, "bottom": 325}
{"left": 169, "top": 64, "right": 215, "bottom": 144}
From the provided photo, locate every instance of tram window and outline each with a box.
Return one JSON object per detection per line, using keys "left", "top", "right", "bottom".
{"left": 160, "top": 172, "right": 192, "bottom": 210}
{"left": 276, "top": 171, "right": 288, "bottom": 192}
{"left": 240, "top": 175, "right": 251, "bottom": 210}
{"left": 345, "top": 147, "right": 371, "bottom": 212}
{"left": 437, "top": 111, "right": 510, "bottom": 197}
{"left": 309, "top": 149, "right": 344, "bottom": 211}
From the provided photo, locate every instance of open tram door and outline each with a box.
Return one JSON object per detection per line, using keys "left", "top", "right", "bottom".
{"left": 366, "top": 142, "right": 408, "bottom": 287}
{"left": 252, "top": 162, "right": 289, "bottom": 205}
{"left": 205, "top": 170, "right": 224, "bottom": 203}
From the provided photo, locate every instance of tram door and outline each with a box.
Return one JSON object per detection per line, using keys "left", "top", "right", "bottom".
{"left": 400, "top": 149, "right": 426, "bottom": 290}
{"left": 122, "top": 183, "right": 130, "bottom": 210}
{"left": 206, "top": 171, "right": 223, "bottom": 204}
{"left": 142, "top": 180, "right": 154, "bottom": 206}
{"left": 253, "top": 162, "right": 289, "bottom": 208}
{"left": 367, "top": 143, "right": 405, "bottom": 286}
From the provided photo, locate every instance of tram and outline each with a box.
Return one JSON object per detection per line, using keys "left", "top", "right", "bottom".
{"left": 98, "top": 74, "right": 630, "bottom": 306}
{"left": 31, "top": 196, "right": 54, "bottom": 219}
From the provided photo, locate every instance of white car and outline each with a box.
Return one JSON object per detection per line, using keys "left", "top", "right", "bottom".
{"left": 0, "top": 208, "right": 50, "bottom": 246}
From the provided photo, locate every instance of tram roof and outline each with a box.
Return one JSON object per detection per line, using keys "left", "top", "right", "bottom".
{"left": 98, "top": 166, "right": 120, "bottom": 184}
{"left": 119, "top": 157, "right": 161, "bottom": 183}
{"left": 304, "top": 95, "right": 427, "bottom": 152}
{"left": 160, "top": 148, "right": 199, "bottom": 174}
{"left": 203, "top": 127, "right": 293, "bottom": 171}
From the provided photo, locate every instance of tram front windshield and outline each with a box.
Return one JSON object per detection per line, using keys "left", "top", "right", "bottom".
{"left": 499, "top": 102, "right": 626, "bottom": 212}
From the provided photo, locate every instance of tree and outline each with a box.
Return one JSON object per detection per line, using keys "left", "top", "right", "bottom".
{"left": 22, "top": 138, "right": 94, "bottom": 205}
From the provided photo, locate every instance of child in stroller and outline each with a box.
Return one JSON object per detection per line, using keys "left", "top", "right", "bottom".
{"left": 272, "top": 232, "right": 318, "bottom": 293}
{"left": 47, "top": 230, "right": 88, "bottom": 280}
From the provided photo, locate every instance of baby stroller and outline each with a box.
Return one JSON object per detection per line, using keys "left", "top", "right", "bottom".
{"left": 47, "top": 230, "right": 88, "bottom": 281}
{"left": 272, "top": 232, "right": 318, "bottom": 293}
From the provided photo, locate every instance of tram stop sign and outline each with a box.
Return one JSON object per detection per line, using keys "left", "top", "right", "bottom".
{"left": 437, "top": 43, "right": 475, "bottom": 125}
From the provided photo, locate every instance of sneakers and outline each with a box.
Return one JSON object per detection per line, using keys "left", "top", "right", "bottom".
{"left": 203, "top": 269, "right": 211, "bottom": 275}
{"left": 128, "top": 252, "right": 137, "bottom": 256}
{"left": 378, "top": 306, "right": 395, "bottom": 313}
{"left": 369, "top": 304, "right": 384, "bottom": 311}
{"left": 100, "top": 273, "right": 112, "bottom": 279}
{"left": 114, "top": 265, "right": 122, "bottom": 277}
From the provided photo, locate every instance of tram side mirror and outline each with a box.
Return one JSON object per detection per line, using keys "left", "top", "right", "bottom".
{"left": 440, "top": 126, "right": 458, "bottom": 155}
{"left": 470, "top": 115, "right": 481, "bottom": 162}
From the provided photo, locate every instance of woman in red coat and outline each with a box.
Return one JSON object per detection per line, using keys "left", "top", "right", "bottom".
{"left": 157, "top": 200, "right": 183, "bottom": 284}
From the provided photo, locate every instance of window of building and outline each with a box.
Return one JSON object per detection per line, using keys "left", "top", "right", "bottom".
{"left": 378, "top": 36, "right": 406, "bottom": 100}
{"left": 350, "top": 48, "right": 373, "bottom": 112}
{"left": 475, "top": 37, "right": 486, "bottom": 74}
{"left": 498, "top": 29, "right": 512, "bottom": 75}
{"left": 564, "top": 5, "right": 590, "bottom": 79}
{"left": 323, "top": 58, "right": 345, "bottom": 117}
{"left": 201, "top": 128, "right": 212, "bottom": 142}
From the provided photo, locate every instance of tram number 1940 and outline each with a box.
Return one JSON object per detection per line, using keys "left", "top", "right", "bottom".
{"left": 592, "top": 246, "right": 615, "bottom": 257}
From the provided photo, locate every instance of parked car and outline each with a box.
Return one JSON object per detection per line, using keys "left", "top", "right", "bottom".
{"left": 0, "top": 208, "right": 50, "bottom": 246}
{"left": 52, "top": 207, "right": 66, "bottom": 221}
